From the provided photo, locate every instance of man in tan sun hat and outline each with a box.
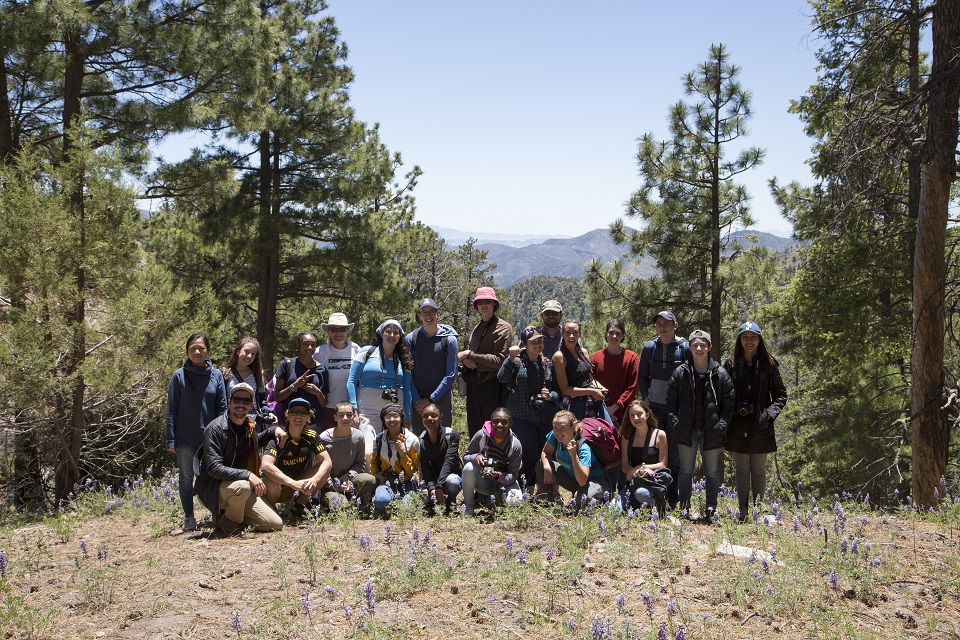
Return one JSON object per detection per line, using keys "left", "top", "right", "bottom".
{"left": 314, "top": 312, "right": 360, "bottom": 428}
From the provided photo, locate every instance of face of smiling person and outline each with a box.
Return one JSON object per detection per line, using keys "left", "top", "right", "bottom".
{"left": 605, "top": 327, "right": 624, "bottom": 349}
{"left": 629, "top": 404, "right": 648, "bottom": 429}
{"left": 286, "top": 407, "right": 311, "bottom": 437}
{"left": 298, "top": 335, "right": 317, "bottom": 359}
{"left": 690, "top": 339, "right": 710, "bottom": 363}
{"left": 541, "top": 311, "right": 561, "bottom": 329}
{"left": 418, "top": 307, "right": 438, "bottom": 327}
{"left": 383, "top": 411, "right": 403, "bottom": 435}
{"left": 229, "top": 393, "right": 253, "bottom": 422}
{"left": 562, "top": 323, "right": 581, "bottom": 347}
{"left": 420, "top": 405, "right": 441, "bottom": 430}
{"left": 552, "top": 415, "right": 574, "bottom": 443}
{"left": 490, "top": 411, "right": 511, "bottom": 439}
{"left": 238, "top": 342, "right": 257, "bottom": 368}
{"left": 187, "top": 338, "right": 208, "bottom": 365}
{"left": 381, "top": 325, "right": 402, "bottom": 345}
{"left": 739, "top": 331, "right": 760, "bottom": 357}
{"left": 525, "top": 336, "right": 544, "bottom": 358}
{"left": 326, "top": 326, "right": 349, "bottom": 348}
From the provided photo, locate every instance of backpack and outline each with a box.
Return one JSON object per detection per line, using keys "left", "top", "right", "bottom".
{"left": 577, "top": 417, "right": 622, "bottom": 469}
{"left": 642, "top": 337, "right": 688, "bottom": 367}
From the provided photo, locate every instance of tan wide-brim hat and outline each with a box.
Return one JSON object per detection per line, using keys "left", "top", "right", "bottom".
{"left": 321, "top": 312, "right": 355, "bottom": 331}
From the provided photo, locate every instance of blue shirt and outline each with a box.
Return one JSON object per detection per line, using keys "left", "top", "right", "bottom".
{"left": 546, "top": 431, "right": 606, "bottom": 479}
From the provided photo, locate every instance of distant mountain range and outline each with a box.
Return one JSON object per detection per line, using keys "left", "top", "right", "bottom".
{"left": 432, "top": 227, "right": 798, "bottom": 287}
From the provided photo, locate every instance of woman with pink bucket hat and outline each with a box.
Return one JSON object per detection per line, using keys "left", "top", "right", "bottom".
{"left": 457, "top": 287, "right": 513, "bottom": 437}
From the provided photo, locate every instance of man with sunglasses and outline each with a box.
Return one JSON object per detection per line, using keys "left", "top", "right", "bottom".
{"left": 261, "top": 397, "right": 333, "bottom": 521}
{"left": 314, "top": 313, "right": 360, "bottom": 428}
{"left": 195, "top": 383, "right": 285, "bottom": 536}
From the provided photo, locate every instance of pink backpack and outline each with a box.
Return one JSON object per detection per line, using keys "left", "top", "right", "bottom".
{"left": 578, "top": 417, "right": 622, "bottom": 469}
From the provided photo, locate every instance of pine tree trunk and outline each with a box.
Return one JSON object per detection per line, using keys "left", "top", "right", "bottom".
{"left": 911, "top": 0, "right": 960, "bottom": 508}
{"left": 256, "top": 131, "right": 280, "bottom": 372}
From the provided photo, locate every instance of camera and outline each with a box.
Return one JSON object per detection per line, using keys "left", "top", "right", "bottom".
{"left": 528, "top": 394, "right": 545, "bottom": 410}
{"left": 736, "top": 402, "right": 754, "bottom": 417}
{"left": 255, "top": 409, "right": 273, "bottom": 430}
{"left": 480, "top": 463, "right": 500, "bottom": 482}
{"left": 381, "top": 388, "right": 399, "bottom": 404}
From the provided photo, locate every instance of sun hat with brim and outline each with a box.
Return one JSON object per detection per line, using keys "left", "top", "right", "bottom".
{"left": 321, "top": 312, "right": 355, "bottom": 331}
{"left": 472, "top": 286, "right": 500, "bottom": 308}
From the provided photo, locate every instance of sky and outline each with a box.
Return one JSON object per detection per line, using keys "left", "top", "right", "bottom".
{"left": 322, "top": 0, "right": 824, "bottom": 238}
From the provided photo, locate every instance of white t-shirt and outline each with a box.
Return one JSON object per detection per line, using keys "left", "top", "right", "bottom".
{"left": 314, "top": 342, "right": 359, "bottom": 405}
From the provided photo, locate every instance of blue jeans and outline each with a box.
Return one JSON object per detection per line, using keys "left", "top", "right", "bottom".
{"left": 175, "top": 445, "right": 199, "bottom": 519}
{"left": 373, "top": 479, "right": 415, "bottom": 513}
{"left": 423, "top": 474, "right": 462, "bottom": 507}
{"left": 510, "top": 417, "right": 553, "bottom": 490}
{"left": 677, "top": 429, "right": 721, "bottom": 510}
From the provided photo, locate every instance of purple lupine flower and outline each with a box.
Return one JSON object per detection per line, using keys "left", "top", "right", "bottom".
{"left": 641, "top": 591, "right": 654, "bottom": 618}
{"left": 590, "top": 614, "right": 611, "bottom": 640}
{"left": 567, "top": 619, "right": 577, "bottom": 631}
{"left": 829, "top": 570, "right": 839, "bottom": 589}
{"left": 0, "top": 549, "right": 8, "bottom": 579}
{"left": 761, "top": 558, "right": 770, "bottom": 573}
{"left": 934, "top": 488, "right": 940, "bottom": 502}
{"left": 667, "top": 599, "right": 677, "bottom": 615}
{"left": 770, "top": 548, "right": 778, "bottom": 562}
{"left": 615, "top": 594, "right": 626, "bottom": 614}
{"left": 517, "top": 550, "right": 528, "bottom": 563}
{"left": 748, "top": 550, "right": 757, "bottom": 563}
{"left": 840, "top": 538, "right": 848, "bottom": 554}
{"left": 97, "top": 546, "right": 108, "bottom": 561}
{"left": 231, "top": 611, "right": 242, "bottom": 633}
{"left": 505, "top": 537, "right": 514, "bottom": 552}
{"left": 545, "top": 547, "right": 555, "bottom": 560}
{"left": 302, "top": 592, "right": 314, "bottom": 618}
{"left": 894, "top": 488, "right": 900, "bottom": 499}
{"left": 793, "top": 515, "right": 801, "bottom": 533}
{"left": 700, "top": 612, "right": 709, "bottom": 624}
{"left": 869, "top": 556, "right": 882, "bottom": 568}
{"left": 851, "top": 538, "right": 859, "bottom": 554}
{"left": 752, "top": 569, "right": 762, "bottom": 580}
{"left": 364, "top": 578, "right": 376, "bottom": 613}
{"left": 344, "top": 606, "right": 353, "bottom": 620}
{"left": 359, "top": 535, "right": 371, "bottom": 551}
{"left": 658, "top": 620, "right": 669, "bottom": 640}
{"left": 765, "top": 584, "right": 774, "bottom": 595}
{"left": 79, "top": 538, "right": 88, "bottom": 557}
{"left": 597, "top": 519, "right": 607, "bottom": 537}
{"left": 806, "top": 512, "right": 814, "bottom": 529}
{"left": 324, "top": 585, "right": 337, "bottom": 596}
{"left": 675, "top": 624, "right": 688, "bottom": 640}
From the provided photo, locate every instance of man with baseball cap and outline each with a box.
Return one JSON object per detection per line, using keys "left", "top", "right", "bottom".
{"left": 195, "top": 383, "right": 285, "bottom": 536}
{"left": 638, "top": 310, "right": 689, "bottom": 510}
{"left": 538, "top": 300, "right": 564, "bottom": 359}
{"left": 406, "top": 298, "right": 459, "bottom": 435}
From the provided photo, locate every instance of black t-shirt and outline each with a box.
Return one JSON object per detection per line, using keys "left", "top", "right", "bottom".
{"left": 265, "top": 428, "right": 326, "bottom": 480}
{"left": 693, "top": 370, "right": 708, "bottom": 430}
{"left": 275, "top": 358, "right": 330, "bottom": 423}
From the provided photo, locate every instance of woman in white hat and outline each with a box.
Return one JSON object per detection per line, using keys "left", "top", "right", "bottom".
{"left": 314, "top": 312, "right": 360, "bottom": 427}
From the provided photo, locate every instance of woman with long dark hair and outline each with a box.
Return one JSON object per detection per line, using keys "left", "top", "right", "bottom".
{"left": 724, "top": 322, "right": 787, "bottom": 520}
{"left": 552, "top": 320, "right": 607, "bottom": 420}
{"left": 590, "top": 319, "right": 639, "bottom": 424}
{"left": 166, "top": 333, "right": 227, "bottom": 532}
{"left": 348, "top": 319, "right": 414, "bottom": 431}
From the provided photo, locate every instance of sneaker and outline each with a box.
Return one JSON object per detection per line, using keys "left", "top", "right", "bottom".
{"left": 183, "top": 516, "right": 197, "bottom": 532}
{"left": 704, "top": 507, "right": 717, "bottom": 524}
{"left": 219, "top": 515, "right": 242, "bottom": 537}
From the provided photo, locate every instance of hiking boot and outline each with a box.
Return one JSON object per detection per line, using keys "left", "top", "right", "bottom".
{"left": 183, "top": 516, "right": 197, "bottom": 532}
{"left": 219, "top": 515, "right": 242, "bottom": 537}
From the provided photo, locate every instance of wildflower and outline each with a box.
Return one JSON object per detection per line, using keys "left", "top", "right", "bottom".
{"left": 752, "top": 569, "right": 762, "bottom": 580}
{"left": 748, "top": 550, "right": 757, "bottom": 563}
{"left": 1, "top": 549, "right": 9, "bottom": 578}
{"left": 657, "top": 620, "right": 669, "bottom": 640}
{"left": 344, "top": 606, "right": 353, "bottom": 620}
{"left": 602, "top": 490, "right": 610, "bottom": 502}
{"left": 324, "top": 585, "right": 337, "bottom": 596}
{"left": 545, "top": 547, "right": 555, "bottom": 560}
{"left": 615, "top": 593, "right": 626, "bottom": 615}
{"left": 597, "top": 519, "right": 607, "bottom": 537}
{"left": 829, "top": 570, "right": 839, "bottom": 589}
{"left": 359, "top": 535, "right": 371, "bottom": 552}
{"left": 840, "top": 538, "right": 848, "bottom": 554}
{"left": 934, "top": 488, "right": 940, "bottom": 502}
{"left": 765, "top": 584, "right": 774, "bottom": 595}
{"left": 894, "top": 488, "right": 900, "bottom": 499}
{"left": 769, "top": 547, "right": 778, "bottom": 562}
{"left": 302, "top": 592, "right": 314, "bottom": 618}
{"left": 590, "top": 614, "right": 612, "bottom": 640}
{"left": 486, "top": 590, "right": 498, "bottom": 604}
{"left": 675, "top": 623, "right": 688, "bottom": 639}
{"left": 230, "top": 611, "right": 242, "bottom": 633}
{"left": 505, "top": 537, "right": 514, "bottom": 552}
{"left": 869, "top": 557, "right": 882, "bottom": 568}
{"left": 517, "top": 551, "right": 528, "bottom": 563}
{"left": 567, "top": 619, "right": 577, "bottom": 631}
{"left": 364, "top": 578, "right": 376, "bottom": 613}
{"left": 700, "top": 612, "right": 709, "bottom": 623}
{"left": 667, "top": 599, "right": 677, "bottom": 615}
{"left": 761, "top": 558, "right": 770, "bottom": 573}
{"left": 641, "top": 591, "right": 654, "bottom": 618}
{"left": 423, "top": 530, "right": 431, "bottom": 545}
{"left": 79, "top": 539, "right": 88, "bottom": 557}
{"left": 97, "top": 546, "right": 108, "bottom": 562}
{"left": 851, "top": 538, "right": 859, "bottom": 555}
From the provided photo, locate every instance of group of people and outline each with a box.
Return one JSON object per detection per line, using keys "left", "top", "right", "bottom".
{"left": 165, "top": 287, "right": 786, "bottom": 534}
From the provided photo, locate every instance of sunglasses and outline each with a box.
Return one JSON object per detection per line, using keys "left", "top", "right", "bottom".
{"left": 231, "top": 396, "right": 253, "bottom": 404}
{"left": 288, "top": 409, "right": 310, "bottom": 416}
{"left": 327, "top": 326, "right": 348, "bottom": 332}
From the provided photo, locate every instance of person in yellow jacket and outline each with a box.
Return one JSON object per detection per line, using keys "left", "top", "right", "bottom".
{"left": 370, "top": 404, "right": 420, "bottom": 515}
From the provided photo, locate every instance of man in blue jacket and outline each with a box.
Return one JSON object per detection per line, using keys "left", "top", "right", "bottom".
{"left": 406, "top": 298, "right": 459, "bottom": 435}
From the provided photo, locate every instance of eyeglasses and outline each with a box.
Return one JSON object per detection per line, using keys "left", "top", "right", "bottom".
{"left": 288, "top": 409, "right": 310, "bottom": 416}
{"left": 231, "top": 396, "right": 253, "bottom": 404}
{"left": 327, "top": 326, "right": 348, "bottom": 332}
{"left": 542, "top": 311, "right": 561, "bottom": 317}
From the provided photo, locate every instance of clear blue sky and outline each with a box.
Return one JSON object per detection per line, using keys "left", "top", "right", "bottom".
{"left": 326, "top": 0, "right": 822, "bottom": 238}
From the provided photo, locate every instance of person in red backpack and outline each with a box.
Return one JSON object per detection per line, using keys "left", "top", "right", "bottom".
{"left": 535, "top": 410, "right": 611, "bottom": 507}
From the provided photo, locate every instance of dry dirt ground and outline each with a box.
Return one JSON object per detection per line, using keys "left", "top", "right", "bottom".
{"left": 3, "top": 501, "right": 960, "bottom": 640}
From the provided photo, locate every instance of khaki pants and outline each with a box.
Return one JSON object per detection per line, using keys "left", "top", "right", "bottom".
{"left": 219, "top": 479, "right": 283, "bottom": 532}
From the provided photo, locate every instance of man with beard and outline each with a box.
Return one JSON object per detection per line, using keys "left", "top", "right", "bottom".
{"left": 538, "top": 300, "right": 564, "bottom": 359}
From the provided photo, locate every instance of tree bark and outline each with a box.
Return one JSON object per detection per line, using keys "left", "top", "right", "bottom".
{"left": 256, "top": 130, "right": 280, "bottom": 372}
{"left": 911, "top": 0, "right": 960, "bottom": 508}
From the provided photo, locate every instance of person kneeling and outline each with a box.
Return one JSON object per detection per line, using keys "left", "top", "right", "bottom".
{"left": 418, "top": 403, "right": 462, "bottom": 513}
{"left": 461, "top": 408, "right": 523, "bottom": 516}
{"left": 261, "top": 397, "right": 332, "bottom": 521}
{"left": 535, "top": 410, "right": 611, "bottom": 508}
{"left": 371, "top": 404, "right": 420, "bottom": 515}
{"left": 195, "top": 383, "right": 285, "bottom": 536}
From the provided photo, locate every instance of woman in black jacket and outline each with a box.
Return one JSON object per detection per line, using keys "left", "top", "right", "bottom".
{"left": 724, "top": 322, "right": 787, "bottom": 520}
{"left": 666, "top": 330, "right": 734, "bottom": 522}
